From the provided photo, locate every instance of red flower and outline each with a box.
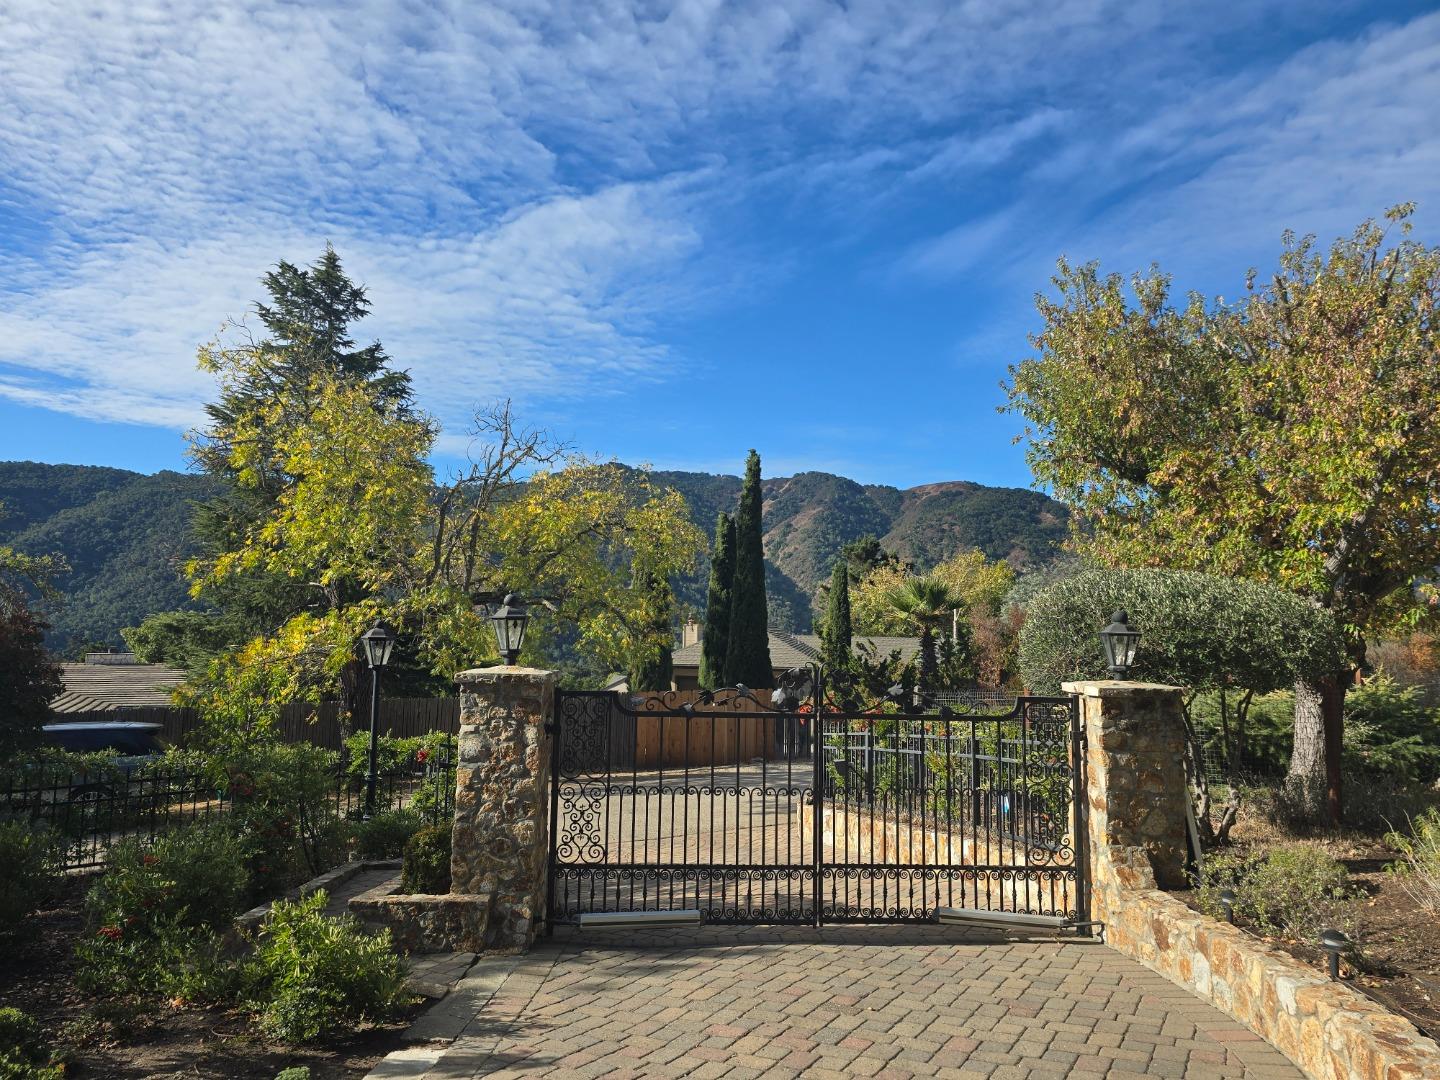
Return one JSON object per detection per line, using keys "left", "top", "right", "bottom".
{"left": 98, "top": 925, "right": 123, "bottom": 941}
{"left": 142, "top": 854, "right": 158, "bottom": 866}
{"left": 416, "top": 749, "right": 430, "bottom": 764}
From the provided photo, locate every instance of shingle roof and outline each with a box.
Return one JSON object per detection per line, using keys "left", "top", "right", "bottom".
{"left": 672, "top": 630, "right": 921, "bottom": 671}
{"left": 50, "top": 662, "right": 187, "bottom": 714}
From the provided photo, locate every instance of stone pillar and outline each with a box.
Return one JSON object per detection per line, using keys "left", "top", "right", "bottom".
{"left": 451, "top": 666, "right": 556, "bottom": 950}
{"left": 1062, "top": 680, "right": 1190, "bottom": 924}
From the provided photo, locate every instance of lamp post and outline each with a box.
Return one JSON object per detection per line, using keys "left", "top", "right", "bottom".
{"left": 489, "top": 594, "right": 531, "bottom": 666}
{"left": 1099, "top": 610, "right": 1141, "bottom": 679}
{"left": 359, "top": 622, "right": 396, "bottom": 820}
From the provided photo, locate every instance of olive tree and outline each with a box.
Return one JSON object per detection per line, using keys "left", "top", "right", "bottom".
{"left": 1021, "top": 567, "right": 1346, "bottom": 843}
{"left": 1005, "top": 208, "right": 1440, "bottom": 823}
{"left": 1019, "top": 567, "right": 1344, "bottom": 697}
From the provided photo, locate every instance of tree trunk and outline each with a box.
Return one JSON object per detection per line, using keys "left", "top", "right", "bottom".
{"left": 1286, "top": 673, "right": 1346, "bottom": 825}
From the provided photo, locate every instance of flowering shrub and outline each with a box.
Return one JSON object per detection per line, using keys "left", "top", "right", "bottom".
{"left": 76, "top": 824, "right": 249, "bottom": 998}
{"left": 221, "top": 742, "right": 349, "bottom": 890}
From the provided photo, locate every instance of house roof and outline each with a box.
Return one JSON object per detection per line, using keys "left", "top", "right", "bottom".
{"left": 672, "top": 630, "right": 921, "bottom": 671}
{"left": 51, "top": 662, "right": 187, "bottom": 714}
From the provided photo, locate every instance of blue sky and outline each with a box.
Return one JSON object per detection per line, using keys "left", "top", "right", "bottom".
{"left": 3, "top": 1, "right": 1439, "bottom": 490}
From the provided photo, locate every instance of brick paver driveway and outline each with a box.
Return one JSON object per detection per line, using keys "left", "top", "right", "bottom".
{"left": 411, "top": 924, "right": 1302, "bottom": 1079}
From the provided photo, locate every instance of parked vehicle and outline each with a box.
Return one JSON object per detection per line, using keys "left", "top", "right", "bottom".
{"left": 40, "top": 721, "right": 167, "bottom": 803}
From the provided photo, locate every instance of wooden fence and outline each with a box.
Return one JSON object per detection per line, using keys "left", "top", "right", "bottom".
{"left": 53, "top": 698, "right": 461, "bottom": 751}
{"left": 626, "top": 691, "right": 786, "bottom": 769}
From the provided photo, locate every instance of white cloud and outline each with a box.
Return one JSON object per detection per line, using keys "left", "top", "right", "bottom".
{"left": 0, "top": 0, "right": 1436, "bottom": 448}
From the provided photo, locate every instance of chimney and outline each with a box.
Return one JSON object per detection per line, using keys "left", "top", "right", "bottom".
{"left": 680, "top": 619, "right": 702, "bottom": 648}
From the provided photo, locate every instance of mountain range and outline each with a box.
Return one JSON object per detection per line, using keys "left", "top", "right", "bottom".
{"left": 0, "top": 460, "right": 1068, "bottom": 651}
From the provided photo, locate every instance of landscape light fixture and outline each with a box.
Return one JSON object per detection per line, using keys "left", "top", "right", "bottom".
{"left": 1217, "top": 887, "right": 1237, "bottom": 924}
{"left": 358, "top": 622, "right": 396, "bottom": 820}
{"left": 1319, "top": 928, "right": 1349, "bottom": 980}
{"left": 1099, "top": 610, "right": 1141, "bottom": 678}
{"left": 489, "top": 594, "right": 530, "bottom": 666}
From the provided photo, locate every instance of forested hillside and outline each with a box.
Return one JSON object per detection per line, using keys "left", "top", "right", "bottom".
{"left": 0, "top": 462, "right": 219, "bottom": 652}
{"left": 654, "top": 469, "right": 1068, "bottom": 627}
{"left": 1, "top": 460, "right": 1067, "bottom": 647}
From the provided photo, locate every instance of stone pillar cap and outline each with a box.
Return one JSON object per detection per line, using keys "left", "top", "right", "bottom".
{"left": 1061, "top": 680, "right": 1185, "bottom": 697}
{"left": 455, "top": 665, "right": 558, "bottom": 683}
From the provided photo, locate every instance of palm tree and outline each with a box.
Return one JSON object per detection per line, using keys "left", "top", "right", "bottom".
{"left": 885, "top": 575, "right": 963, "bottom": 705}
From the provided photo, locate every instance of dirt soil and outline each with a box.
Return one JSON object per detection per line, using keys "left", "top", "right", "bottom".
{"left": 0, "top": 877, "right": 419, "bottom": 1079}
{"left": 1342, "top": 859, "right": 1440, "bottom": 1037}
{"left": 1180, "top": 813, "right": 1440, "bottom": 1039}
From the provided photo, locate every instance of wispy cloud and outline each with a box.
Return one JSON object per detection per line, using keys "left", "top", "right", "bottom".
{"left": 1, "top": 0, "right": 1437, "bottom": 469}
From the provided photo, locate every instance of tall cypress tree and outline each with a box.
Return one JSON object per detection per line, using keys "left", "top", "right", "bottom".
{"left": 821, "top": 558, "right": 852, "bottom": 672}
{"left": 698, "top": 513, "right": 735, "bottom": 689}
{"left": 821, "top": 557, "right": 855, "bottom": 708}
{"left": 724, "top": 450, "right": 772, "bottom": 688}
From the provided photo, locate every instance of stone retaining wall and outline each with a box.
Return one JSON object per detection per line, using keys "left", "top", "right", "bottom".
{"left": 348, "top": 879, "right": 490, "bottom": 954}
{"left": 1068, "top": 680, "right": 1440, "bottom": 1080}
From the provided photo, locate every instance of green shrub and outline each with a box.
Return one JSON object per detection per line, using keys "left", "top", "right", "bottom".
{"left": 1018, "top": 567, "right": 1345, "bottom": 697}
{"left": 0, "top": 1007, "right": 63, "bottom": 1080}
{"left": 86, "top": 823, "right": 249, "bottom": 932}
{"left": 76, "top": 915, "right": 239, "bottom": 1003}
{"left": 275, "top": 1069, "right": 312, "bottom": 1080}
{"left": 0, "top": 823, "right": 60, "bottom": 934}
{"left": 1343, "top": 674, "right": 1440, "bottom": 784}
{"left": 1196, "top": 843, "right": 1359, "bottom": 939}
{"left": 245, "top": 892, "right": 409, "bottom": 1044}
{"left": 77, "top": 824, "right": 249, "bottom": 999}
{"left": 354, "top": 809, "right": 424, "bottom": 859}
{"left": 341, "top": 731, "right": 454, "bottom": 816}
{"left": 1387, "top": 808, "right": 1440, "bottom": 914}
{"left": 401, "top": 824, "right": 451, "bottom": 894}
{"left": 222, "top": 742, "right": 348, "bottom": 890}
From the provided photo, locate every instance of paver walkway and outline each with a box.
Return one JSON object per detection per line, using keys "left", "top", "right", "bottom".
{"left": 384, "top": 924, "right": 1303, "bottom": 1079}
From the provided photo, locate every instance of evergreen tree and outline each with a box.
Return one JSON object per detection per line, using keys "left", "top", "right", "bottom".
{"left": 821, "top": 558, "right": 856, "bottom": 707}
{"left": 724, "top": 450, "right": 772, "bottom": 688}
{"left": 630, "top": 570, "right": 674, "bottom": 692}
{"left": 917, "top": 627, "right": 939, "bottom": 706}
{"left": 188, "top": 247, "right": 413, "bottom": 639}
{"left": 698, "top": 513, "right": 735, "bottom": 689}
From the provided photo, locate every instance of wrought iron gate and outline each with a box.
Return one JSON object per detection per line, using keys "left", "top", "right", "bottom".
{"left": 547, "top": 683, "right": 1086, "bottom": 927}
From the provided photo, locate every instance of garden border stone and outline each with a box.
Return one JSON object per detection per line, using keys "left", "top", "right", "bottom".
{"left": 347, "top": 875, "right": 491, "bottom": 955}
{"left": 234, "top": 858, "right": 401, "bottom": 933}
{"left": 1069, "top": 679, "right": 1440, "bottom": 1080}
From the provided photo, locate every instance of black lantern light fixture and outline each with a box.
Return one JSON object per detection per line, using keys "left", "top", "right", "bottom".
{"left": 489, "top": 594, "right": 530, "bottom": 666}
{"left": 1099, "top": 609, "right": 1141, "bottom": 679}
{"left": 359, "top": 621, "right": 396, "bottom": 820}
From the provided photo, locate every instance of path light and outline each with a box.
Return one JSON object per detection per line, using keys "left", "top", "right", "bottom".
{"left": 1099, "top": 610, "right": 1141, "bottom": 678}
{"left": 1319, "top": 928, "right": 1349, "bottom": 980}
{"left": 489, "top": 594, "right": 530, "bottom": 666}
{"left": 1218, "top": 887, "right": 1237, "bottom": 924}
{"left": 359, "top": 622, "right": 396, "bottom": 820}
